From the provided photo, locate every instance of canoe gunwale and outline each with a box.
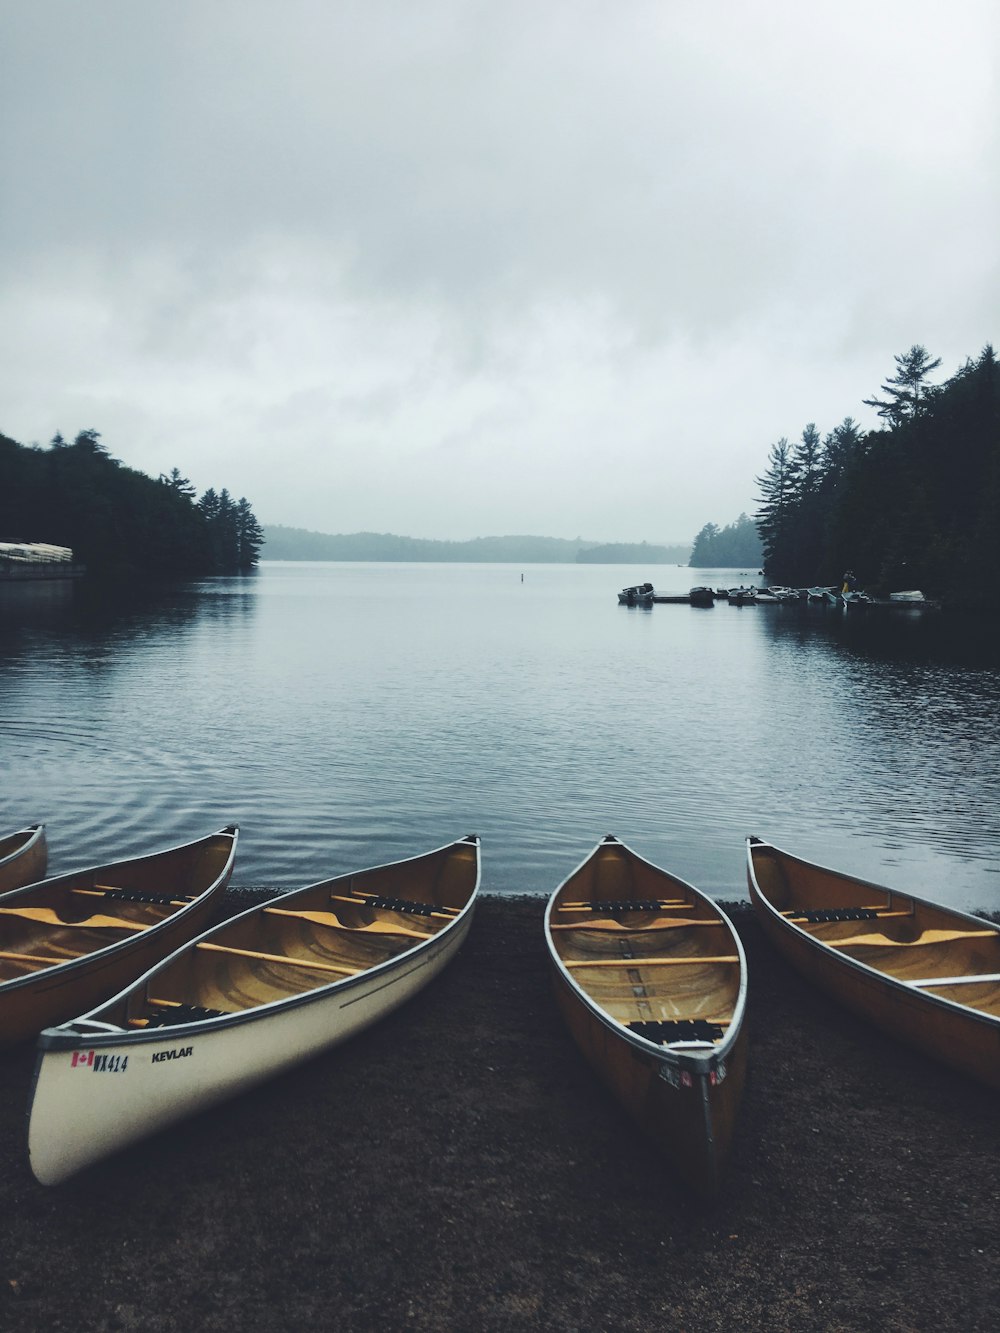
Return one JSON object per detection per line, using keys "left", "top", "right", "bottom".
{"left": 0, "top": 826, "right": 240, "bottom": 998}
{"left": 36, "top": 833, "right": 481, "bottom": 1052}
{"left": 544, "top": 836, "right": 747, "bottom": 1076}
{"left": 0, "top": 823, "right": 46, "bottom": 877}
{"left": 745, "top": 837, "right": 1000, "bottom": 1033}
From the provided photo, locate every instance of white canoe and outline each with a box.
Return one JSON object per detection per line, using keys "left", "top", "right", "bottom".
{"left": 28, "top": 833, "right": 481, "bottom": 1185}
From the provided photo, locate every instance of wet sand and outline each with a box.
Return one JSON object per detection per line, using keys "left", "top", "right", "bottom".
{"left": 2, "top": 897, "right": 999, "bottom": 1331}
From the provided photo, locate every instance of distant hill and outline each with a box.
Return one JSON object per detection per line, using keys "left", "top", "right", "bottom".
{"left": 262, "top": 526, "right": 692, "bottom": 564}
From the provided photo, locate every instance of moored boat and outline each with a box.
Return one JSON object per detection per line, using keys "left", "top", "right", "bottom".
{"left": 0, "top": 823, "right": 47, "bottom": 895}
{"left": 618, "top": 582, "right": 655, "bottom": 606}
{"left": 0, "top": 826, "right": 238, "bottom": 1048}
{"left": 889, "top": 590, "right": 927, "bottom": 605}
{"left": 28, "top": 833, "right": 481, "bottom": 1185}
{"left": 688, "top": 586, "right": 715, "bottom": 606}
{"left": 746, "top": 836, "right": 1000, "bottom": 1089}
{"left": 544, "top": 835, "right": 747, "bottom": 1196}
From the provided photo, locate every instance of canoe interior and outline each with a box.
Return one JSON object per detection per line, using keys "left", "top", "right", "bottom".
{"left": 90, "top": 836, "right": 480, "bottom": 1029}
{"left": 549, "top": 839, "right": 742, "bottom": 1046}
{"left": 0, "top": 832, "right": 236, "bottom": 984}
{"left": 750, "top": 841, "right": 1000, "bottom": 1019}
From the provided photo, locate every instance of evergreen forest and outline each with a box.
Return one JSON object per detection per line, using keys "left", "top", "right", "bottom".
{"left": 754, "top": 345, "right": 999, "bottom": 606}
{"left": 0, "top": 430, "right": 263, "bottom": 577}
{"left": 689, "top": 513, "right": 763, "bottom": 568}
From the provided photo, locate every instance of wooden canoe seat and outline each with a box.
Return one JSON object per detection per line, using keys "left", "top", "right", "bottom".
{"left": 330, "top": 895, "right": 456, "bottom": 917}
{"left": 263, "top": 906, "right": 431, "bottom": 940}
{"left": 563, "top": 955, "right": 740, "bottom": 968}
{"left": 195, "top": 941, "right": 360, "bottom": 976}
{"left": 79, "top": 886, "right": 193, "bottom": 906}
{"left": 783, "top": 907, "right": 913, "bottom": 923}
{"left": 558, "top": 898, "right": 688, "bottom": 912}
{"left": 0, "top": 905, "right": 147, "bottom": 932}
{"left": 129, "top": 1001, "right": 228, "bottom": 1029}
{"left": 627, "top": 1018, "right": 727, "bottom": 1043}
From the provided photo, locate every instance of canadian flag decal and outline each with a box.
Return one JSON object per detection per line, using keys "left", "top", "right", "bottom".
{"left": 71, "top": 1050, "right": 95, "bottom": 1068}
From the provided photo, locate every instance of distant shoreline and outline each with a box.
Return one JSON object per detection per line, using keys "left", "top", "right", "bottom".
{"left": 261, "top": 525, "right": 693, "bottom": 564}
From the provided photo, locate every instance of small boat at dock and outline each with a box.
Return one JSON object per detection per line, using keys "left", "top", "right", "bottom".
{"left": 746, "top": 836, "right": 1000, "bottom": 1090}
{"left": 28, "top": 833, "right": 481, "bottom": 1184}
{"left": 618, "top": 582, "right": 655, "bottom": 606}
{"left": 544, "top": 835, "right": 747, "bottom": 1196}
{"left": 0, "top": 826, "right": 238, "bottom": 1048}
{"left": 0, "top": 823, "right": 47, "bottom": 895}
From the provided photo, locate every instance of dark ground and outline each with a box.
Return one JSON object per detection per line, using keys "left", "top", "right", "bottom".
{"left": 2, "top": 897, "right": 999, "bottom": 1332}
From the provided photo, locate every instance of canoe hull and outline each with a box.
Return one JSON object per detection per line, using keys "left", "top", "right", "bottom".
{"left": 0, "top": 827, "right": 238, "bottom": 1048}
{"left": 29, "top": 907, "right": 473, "bottom": 1185}
{"left": 550, "top": 963, "right": 747, "bottom": 1196}
{"left": 0, "top": 824, "right": 47, "bottom": 896}
{"left": 747, "top": 838, "right": 1000, "bottom": 1089}
{"left": 28, "top": 833, "right": 480, "bottom": 1184}
{"left": 545, "top": 836, "right": 747, "bottom": 1196}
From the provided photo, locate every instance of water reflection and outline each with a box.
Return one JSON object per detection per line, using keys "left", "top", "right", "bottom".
{"left": 1, "top": 563, "right": 998, "bottom": 911}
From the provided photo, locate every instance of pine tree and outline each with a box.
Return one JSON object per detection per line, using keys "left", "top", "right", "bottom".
{"left": 863, "top": 345, "right": 943, "bottom": 427}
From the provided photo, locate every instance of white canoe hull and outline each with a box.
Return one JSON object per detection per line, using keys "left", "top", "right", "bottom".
{"left": 29, "top": 906, "right": 473, "bottom": 1185}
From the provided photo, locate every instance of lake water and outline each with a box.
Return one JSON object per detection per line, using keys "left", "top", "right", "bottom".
{"left": 2, "top": 562, "right": 999, "bottom": 910}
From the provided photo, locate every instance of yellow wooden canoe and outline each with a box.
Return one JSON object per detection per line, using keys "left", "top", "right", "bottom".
{"left": 747, "top": 836, "right": 1000, "bottom": 1088}
{"left": 28, "top": 833, "right": 480, "bottom": 1184}
{"left": 0, "top": 825, "right": 238, "bottom": 1048}
{"left": 0, "top": 823, "right": 48, "bottom": 895}
{"left": 544, "top": 835, "right": 748, "bottom": 1196}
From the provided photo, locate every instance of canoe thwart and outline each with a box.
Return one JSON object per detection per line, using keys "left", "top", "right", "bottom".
{"left": 549, "top": 918, "right": 725, "bottom": 932}
{"left": 562, "top": 955, "right": 741, "bottom": 968}
{"left": 627, "top": 1018, "right": 727, "bottom": 1045}
{"left": 0, "top": 947, "right": 70, "bottom": 967}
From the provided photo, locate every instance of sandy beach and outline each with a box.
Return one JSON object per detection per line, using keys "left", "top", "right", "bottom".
{"left": 2, "top": 896, "right": 999, "bottom": 1332}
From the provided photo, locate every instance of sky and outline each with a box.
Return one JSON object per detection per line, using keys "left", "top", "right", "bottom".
{"left": 1, "top": 2, "right": 997, "bottom": 544}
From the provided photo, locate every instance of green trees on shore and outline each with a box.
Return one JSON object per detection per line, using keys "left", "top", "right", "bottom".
{"left": 0, "top": 430, "right": 263, "bottom": 577}
{"left": 753, "top": 345, "right": 999, "bottom": 604}
{"left": 689, "top": 513, "right": 762, "bottom": 568}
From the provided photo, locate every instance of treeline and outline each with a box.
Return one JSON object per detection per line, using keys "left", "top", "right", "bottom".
{"left": 0, "top": 430, "right": 263, "bottom": 577}
{"left": 264, "top": 526, "right": 692, "bottom": 565}
{"left": 755, "top": 345, "right": 999, "bottom": 605}
{"left": 575, "top": 540, "right": 691, "bottom": 564}
{"left": 689, "top": 514, "right": 762, "bottom": 568}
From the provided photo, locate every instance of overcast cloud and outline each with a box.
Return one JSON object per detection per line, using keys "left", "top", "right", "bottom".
{"left": 1, "top": 1, "right": 996, "bottom": 542}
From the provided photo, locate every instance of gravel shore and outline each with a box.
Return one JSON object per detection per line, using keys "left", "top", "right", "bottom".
{"left": 2, "top": 897, "right": 999, "bottom": 1332}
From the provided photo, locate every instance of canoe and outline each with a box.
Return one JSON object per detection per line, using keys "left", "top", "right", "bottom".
{"left": 544, "top": 835, "right": 748, "bottom": 1196}
{"left": 0, "top": 826, "right": 238, "bottom": 1049}
{"left": 28, "top": 833, "right": 481, "bottom": 1185}
{"left": 746, "top": 836, "right": 1000, "bottom": 1089}
{"left": 0, "top": 823, "right": 48, "bottom": 895}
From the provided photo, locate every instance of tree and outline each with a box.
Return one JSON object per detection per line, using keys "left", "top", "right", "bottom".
{"left": 863, "top": 345, "right": 943, "bottom": 427}
{"left": 235, "top": 497, "right": 264, "bottom": 569}
{"left": 160, "top": 467, "right": 197, "bottom": 499}
{"left": 821, "top": 417, "right": 867, "bottom": 484}
{"left": 754, "top": 438, "right": 795, "bottom": 580}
